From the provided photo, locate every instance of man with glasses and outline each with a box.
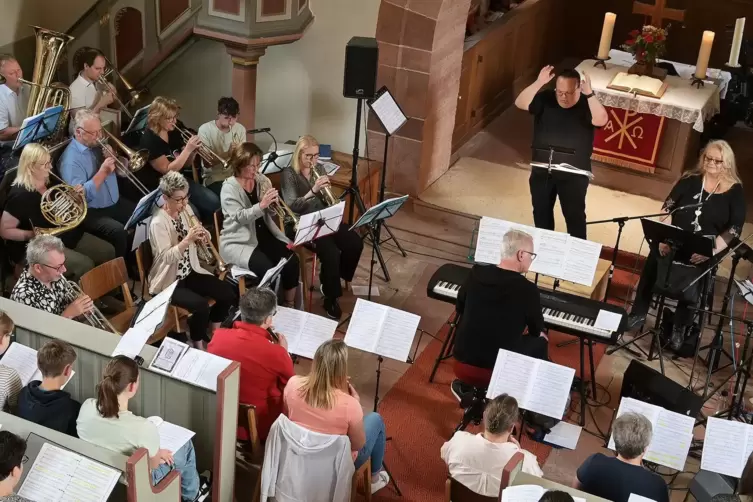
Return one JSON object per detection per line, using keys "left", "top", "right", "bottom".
{"left": 198, "top": 97, "right": 247, "bottom": 196}
{"left": 450, "top": 229, "right": 549, "bottom": 400}
{"left": 515, "top": 67, "right": 608, "bottom": 239}
{"left": 59, "top": 109, "right": 135, "bottom": 259}
{"left": 208, "top": 287, "right": 294, "bottom": 442}
{"left": 0, "top": 54, "right": 29, "bottom": 143}
{"left": 11, "top": 235, "right": 94, "bottom": 320}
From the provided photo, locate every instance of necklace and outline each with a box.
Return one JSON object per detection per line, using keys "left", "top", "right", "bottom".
{"left": 692, "top": 176, "right": 720, "bottom": 233}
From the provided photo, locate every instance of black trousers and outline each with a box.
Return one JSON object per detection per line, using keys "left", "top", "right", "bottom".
{"left": 529, "top": 168, "right": 589, "bottom": 239}
{"left": 306, "top": 224, "right": 363, "bottom": 299}
{"left": 81, "top": 198, "right": 136, "bottom": 258}
{"left": 247, "top": 234, "right": 300, "bottom": 291}
{"left": 171, "top": 272, "right": 238, "bottom": 341}
{"left": 631, "top": 250, "right": 697, "bottom": 329}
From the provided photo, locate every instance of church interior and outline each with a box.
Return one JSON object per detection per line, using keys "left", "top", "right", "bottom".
{"left": 2, "top": 0, "right": 753, "bottom": 501}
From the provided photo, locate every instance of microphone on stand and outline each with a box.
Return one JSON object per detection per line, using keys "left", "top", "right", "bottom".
{"left": 669, "top": 202, "right": 704, "bottom": 215}
{"left": 247, "top": 128, "right": 271, "bottom": 134}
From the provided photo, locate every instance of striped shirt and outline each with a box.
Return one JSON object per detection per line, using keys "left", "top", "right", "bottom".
{"left": 0, "top": 366, "right": 22, "bottom": 413}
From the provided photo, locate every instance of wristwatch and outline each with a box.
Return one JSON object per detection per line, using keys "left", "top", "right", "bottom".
{"left": 584, "top": 92, "right": 595, "bottom": 98}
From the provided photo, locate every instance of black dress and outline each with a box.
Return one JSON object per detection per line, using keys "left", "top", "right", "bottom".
{"left": 631, "top": 174, "right": 746, "bottom": 329}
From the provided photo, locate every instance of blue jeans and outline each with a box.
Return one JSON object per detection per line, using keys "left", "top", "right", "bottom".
{"left": 187, "top": 179, "right": 220, "bottom": 222}
{"left": 354, "top": 412, "right": 386, "bottom": 475}
{"left": 151, "top": 440, "right": 200, "bottom": 501}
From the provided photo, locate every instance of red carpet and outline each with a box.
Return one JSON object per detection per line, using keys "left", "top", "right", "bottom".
{"left": 372, "top": 268, "right": 638, "bottom": 502}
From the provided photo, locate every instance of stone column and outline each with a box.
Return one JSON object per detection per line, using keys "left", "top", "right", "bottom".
{"left": 225, "top": 46, "right": 267, "bottom": 132}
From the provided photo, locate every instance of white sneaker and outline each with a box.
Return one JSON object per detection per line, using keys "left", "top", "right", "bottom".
{"left": 370, "top": 470, "right": 390, "bottom": 494}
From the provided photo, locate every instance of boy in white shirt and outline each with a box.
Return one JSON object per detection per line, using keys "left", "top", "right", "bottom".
{"left": 197, "top": 97, "right": 247, "bottom": 195}
{"left": 441, "top": 394, "right": 542, "bottom": 497}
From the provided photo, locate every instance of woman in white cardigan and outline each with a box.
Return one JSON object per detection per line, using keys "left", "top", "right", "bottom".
{"left": 219, "top": 142, "right": 299, "bottom": 307}
{"left": 148, "top": 171, "right": 237, "bottom": 348}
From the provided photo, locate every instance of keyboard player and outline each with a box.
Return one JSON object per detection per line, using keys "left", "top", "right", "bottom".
{"left": 452, "top": 229, "right": 549, "bottom": 399}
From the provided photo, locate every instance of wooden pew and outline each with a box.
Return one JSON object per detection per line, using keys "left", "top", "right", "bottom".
{"left": 0, "top": 298, "right": 241, "bottom": 502}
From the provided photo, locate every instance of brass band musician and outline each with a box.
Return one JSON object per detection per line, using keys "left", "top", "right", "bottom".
{"left": 0, "top": 54, "right": 29, "bottom": 142}
{"left": 67, "top": 47, "right": 115, "bottom": 135}
{"left": 197, "top": 97, "right": 247, "bottom": 196}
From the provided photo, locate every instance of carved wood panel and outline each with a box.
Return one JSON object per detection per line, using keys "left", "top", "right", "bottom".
{"left": 158, "top": 0, "right": 190, "bottom": 32}
{"left": 115, "top": 7, "right": 144, "bottom": 70}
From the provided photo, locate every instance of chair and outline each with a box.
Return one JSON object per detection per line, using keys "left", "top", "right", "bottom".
{"left": 238, "top": 404, "right": 263, "bottom": 502}
{"left": 79, "top": 257, "right": 174, "bottom": 343}
{"left": 294, "top": 246, "right": 317, "bottom": 312}
{"left": 444, "top": 452, "right": 524, "bottom": 502}
{"left": 134, "top": 241, "right": 186, "bottom": 334}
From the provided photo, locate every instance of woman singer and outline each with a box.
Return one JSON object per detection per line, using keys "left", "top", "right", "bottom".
{"left": 219, "top": 142, "right": 300, "bottom": 307}
{"left": 627, "top": 140, "right": 745, "bottom": 351}
{"left": 280, "top": 135, "right": 363, "bottom": 319}
{"left": 0, "top": 143, "right": 115, "bottom": 280}
{"left": 148, "top": 171, "right": 237, "bottom": 349}
{"left": 136, "top": 96, "right": 220, "bottom": 222}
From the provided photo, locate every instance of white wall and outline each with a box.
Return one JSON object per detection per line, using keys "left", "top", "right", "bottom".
{"left": 0, "top": 0, "right": 97, "bottom": 47}
{"left": 148, "top": 0, "right": 380, "bottom": 152}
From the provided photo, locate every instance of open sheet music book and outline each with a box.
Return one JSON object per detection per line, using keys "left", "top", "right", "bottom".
{"left": 344, "top": 299, "right": 421, "bottom": 362}
{"left": 148, "top": 337, "right": 231, "bottom": 391}
{"left": 111, "top": 323, "right": 153, "bottom": 358}
{"left": 607, "top": 397, "right": 694, "bottom": 471}
{"left": 607, "top": 72, "right": 667, "bottom": 98}
{"left": 486, "top": 349, "right": 574, "bottom": 419}
{"left": 501, "top": 485, "right": 586, "bottom": 502}
{"left": 475, "top": 217, "right": 602, "bottom": 287}
{"left": 17, "top": 442, "right": 120, "bottom": 502}
{"left": 530, "top": 162, "right": 594, "bottom": 179}
{"left": 273, "top": 307, "right": 338, "bottom": 359}
{"left": 2, "top": 343, "right": 75, "bottom": 388}
{"left": 147, "top": 416, "right": 195, "bottom": 453}
{"left": 701, "top": 417, "right": 753, "bottom": 477}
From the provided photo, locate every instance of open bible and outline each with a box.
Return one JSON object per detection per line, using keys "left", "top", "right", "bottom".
{"left": 607, "top": 72, "right": 668, "bottom": 98}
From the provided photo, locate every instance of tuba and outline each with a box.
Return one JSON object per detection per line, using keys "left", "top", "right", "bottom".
{"left": 310, "top": 165, "right": 339, "bottom": 206}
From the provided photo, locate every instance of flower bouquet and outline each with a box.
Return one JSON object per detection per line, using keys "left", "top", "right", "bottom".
{"left": 621, "top": 25, "right": 669, "bottom": 78}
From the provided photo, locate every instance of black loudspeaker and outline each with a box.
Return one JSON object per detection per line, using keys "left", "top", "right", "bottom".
{"left": 621, "top": 360, "right": 703, "bottom": 418}
{"left": 343, "top": 37, "right": 378, "bottom": 99}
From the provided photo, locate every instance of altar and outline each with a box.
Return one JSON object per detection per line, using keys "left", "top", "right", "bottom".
{"left": 575, "top": 58, "right": 722, "bottom": 201}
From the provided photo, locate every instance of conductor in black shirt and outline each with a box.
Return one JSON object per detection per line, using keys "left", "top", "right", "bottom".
{"left": 452, "top": 229, "right": 549, "bottom": 395}
{"left": 515, "top": 67, "right": 608, "bottom": 239}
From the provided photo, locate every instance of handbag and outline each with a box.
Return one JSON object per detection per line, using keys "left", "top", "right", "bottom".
{"left": 653, "top": 255, "right": 705, "bottom": 303}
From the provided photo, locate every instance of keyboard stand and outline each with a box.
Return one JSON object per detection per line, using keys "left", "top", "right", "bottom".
{"left": 429, "top": 311, "right": 461, "bottom": 383}
{"left": 577, "top": 336, "right": 599, "bottom": 426}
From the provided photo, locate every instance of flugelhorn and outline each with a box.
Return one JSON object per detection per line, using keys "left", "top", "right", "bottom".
{"left": 184, "top": 210, "right": 228, "bottom": 275}
{"left": 176, "top": 125, "right": 228, "bottom": 171}
{"left": 37, "top": 171, "right": 87, "bottom": 237}
{"left": 61, "top": 276, "right": 119, "bottom": 334}
{"left": 98, "top": 129, "right": 150, "bottom": 195}
{"left": 310, "top": 164, "right": 339, "bottom": 206}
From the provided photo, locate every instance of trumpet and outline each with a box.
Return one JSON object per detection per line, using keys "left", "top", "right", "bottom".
{"left": 37, "top": 171, "right": 87, "bottom": 237}
{"left": 98, "top": 128, "right": 150, "bottom": 195}
{"left": 310, "top": 164, "right": 339, "bottom": 206}
{"left": 184, "top": 210, "right": 228, "bottom": 275}
{"left": 61, "top": 277, "right": 119, "bottom": 334}
{"left": 263, "top": 187, "right": 299, "bottom": 231}
{"left": 176, "top": 125, "right": 228, "bottom": 171}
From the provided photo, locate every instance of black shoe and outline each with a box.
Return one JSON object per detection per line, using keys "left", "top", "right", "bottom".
{"left": 626, "top": 314, "right": 646, "bottom": 331}
{"left": 323, "top": 297, "right": 342, "bottom": 320}
{"left": 451, "top": 379, "right": 473, "bottom": 403}
{"left": 670, "top": 326, "right": 685, "bottom": 351}
{"left": 193, "top": 471, "right": 212, "bottom": 502}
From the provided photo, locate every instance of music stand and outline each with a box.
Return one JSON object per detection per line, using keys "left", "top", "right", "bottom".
{"left": 607, "top": 219, "right": 714, "bottom": 374}
{"left": 125, "top": 188, "right": 162, "bottom": 230}
{"left": 124, "top": 103, "right": 150, "bottom": 136}
{"left": 292, "top": 201, "right": 345, "bottom": 247}
{"left": 13, "top": 106, "right": 65, "bottom": 152}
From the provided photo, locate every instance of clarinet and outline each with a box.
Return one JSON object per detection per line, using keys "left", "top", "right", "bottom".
{"left": 266, "top": 328, "right": 280, "bottom": 343}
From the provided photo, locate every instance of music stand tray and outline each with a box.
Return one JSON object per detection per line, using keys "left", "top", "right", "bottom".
{"left": 123, "top": 104, "right": 151, "bottom": 136}
{"left": 125, "top": 188, "right": 162, "bottom": 230}
{"left": 293, "top": 201, "right": 345, "bottom": 247}
{"left": 641, "top": 219, "right": 714, "bottom": 262}
{"left": 349, "top": 195, "right": 408, "bottom": 232}
{"left": 13, "top": 106, "right": 65, "bottom": 152}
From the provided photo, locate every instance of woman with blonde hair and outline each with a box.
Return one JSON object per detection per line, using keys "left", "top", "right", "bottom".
{"left": 77, "top": 356, "right": 205, "bottom": 501}
{"left": 148, "top": 171, "right": 237, "bottom": 349}
{"left": 0, "top": 143, "right": 114, "bottom": 280}
{"left": 627, "top": 140, "right": 746, "bottom": 350}
{"left": 219, "top": 142, "right": 299, "bottom": 307}
{"left": 136, "top": 96, "right": 220, "bottom": 221}
{"left": 280, "top": 135, "right": 363, "bottom": 319}
{"left": 283, "top": 339, "right": 390, "bottom": 494}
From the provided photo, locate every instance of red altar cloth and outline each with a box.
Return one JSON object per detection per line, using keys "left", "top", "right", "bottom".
{"left": 592, "top": 106, "right": 666, "bottom": 173}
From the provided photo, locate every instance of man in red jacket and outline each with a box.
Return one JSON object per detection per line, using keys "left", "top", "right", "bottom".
{"left": 208, "top": 287, "right": 295, "bottom": 441}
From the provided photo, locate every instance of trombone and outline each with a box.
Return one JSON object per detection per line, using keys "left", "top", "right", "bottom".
{"left": 61, "top": 276, "right": 119, "bottom": 334}
{"left": 176, "top": 125, "right": 228, "bottom": 171}
{"left": 98, "top": 128, "right": 150, "bottom": 195}
{"left": 184, "top": 210, "right": 228, "bottom": 276}
{"left": 101, "top": 57, "right": 146, "bottom": 112}
{"left": 96, "top": 75, "right": 134, "bottom": 120}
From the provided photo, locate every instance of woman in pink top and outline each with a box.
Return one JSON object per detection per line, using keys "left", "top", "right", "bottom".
{"left": 284, "top": 339, "right": 390, "bottom": 494}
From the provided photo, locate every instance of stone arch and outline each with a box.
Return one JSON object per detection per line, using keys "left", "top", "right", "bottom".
{"left": 368, "top": 0, "right": 472, "bottom": 196}
{"left": 114, "top": 7, "right": 144, "bottom": 70}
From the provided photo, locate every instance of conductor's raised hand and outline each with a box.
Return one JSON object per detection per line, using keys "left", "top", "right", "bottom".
{"left": 581, "top": 72, "right": 594, "bottom": 95}
{"left": 537, "top": 65, "right": 555, "bottom": 85}
{"left": 260, "top": 188, "right": 278, "bottom": 209}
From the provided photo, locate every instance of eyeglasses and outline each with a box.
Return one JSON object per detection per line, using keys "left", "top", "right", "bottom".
{"left": 39, "top": 262, "right": 65, "bottom": 273}
{"left": 704, "top": 155, "right": 725, "bottom": 167}
{"left": 521, "top": 250, "right": 538, "bottom": 261}
{"left": 169, "top": 194, "right": 189, "bottom": 203}
{"left": 303, "top": 153, "right": 320, "bottom": 161}
{"left": 22, "top": 455, "right": 28, "bottom": 465}
{"left": 165, "top": 115, "right": 178, "bottom": 123}
{"left": 555, "top": 90, "right": 576, "bottom": 97}
{"left": 35, "top": 160, "right": 52, "bottom": 168}
{"left": 78, "top": 127, "right": 102, "bottom": 137}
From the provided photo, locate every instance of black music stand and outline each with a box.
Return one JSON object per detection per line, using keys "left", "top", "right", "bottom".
{"left": 607, "top": 219, "right": 714, "bottom": 375}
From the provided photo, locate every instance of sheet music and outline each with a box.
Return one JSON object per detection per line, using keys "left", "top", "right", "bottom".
{"left": 486, "top": 350, "right": 536, "bottom": 403}
{"left": 628, "top": 495, "right": 657, "bottom": 502}
{"left": 294, "top": 202, "right": 345, "bottom": 246}
{"left": 609, "top": 398, "right": 694, "bottom": 471}
{"left": 230, "top": 265, "right": 257, "bottom": 279}
{"left": 344, "top": 299, "right": 420, "bottom": 362}
{"left": 500, "top": 485, "right": 546, "bottom": 502}
{"left": 147, "top": 417, "right": 196, "bottom": 453}
{"left": 2, "top": 343, "right": 42, "bottom": 385}
{"left": 370, "top": 90, "right": 407, "bottom": 135}
{"left": 273, "top": 307, "right": 337, "bottom": 359}
{"left": 149, "top": 337, "right": 189, "bottom": 374}
{"left": 259, "top": 258, "right": 289, "bottom": 288}
{"left": 595, "top": 310, "right": 623, "bottom": 332}
{"left": 534, "top": 229, "right": 569, "bottom": 278}
{"left": 17, "top": 442, "right": 120, "bottom": 502}
{"left": 172, "top": 349, "right": 231, "bottom": 391}
{"left": 111, "top": 324, "right": 153, "bottom": 358}
{"left": 544, "top": 421, "right": 582, "bottom": 449}
{"left": 562, "top": 237, "right": 602, "bottom": 286}
{"left": 131, "top": 218, "right": 150, "bottom": 251}
{"left": 701, "top": 417, "right": 753, "bottom": 477}
{"left": 125, "top": 188, "right": 161, "bottom": 229}
{"left": 319, "top": 161, "right": 340, "bottom": 175}
{"left": 136, "top": 280, "right": 178, "bottom": 326}
{"left": 343, "top": 299, "right": 388, "bottom": 353}
{"left": 474, "top": 217, "right": 514, "bottom": 264}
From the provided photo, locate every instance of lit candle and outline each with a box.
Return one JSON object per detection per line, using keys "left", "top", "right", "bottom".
{"left": 728, "top": 18, "right": 746, "bottom": 67}
{"left": 695, "top": 31, "right": 715, "bottom": 79}
{"left": 597, "top": 12, "right": 617, "bottom": 60}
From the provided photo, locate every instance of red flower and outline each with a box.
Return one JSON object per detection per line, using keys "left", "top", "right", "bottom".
{"left": 657, "top": 33, "right": 665, "bottom": 41}
{"left": 630, "top": 29, "right": 640, "bottom": 36}
{"left": 626, "top": 38, "right": 636, "bottom": 45}
{"left": 644, "top": 34, "right": 654, "bottom": 43}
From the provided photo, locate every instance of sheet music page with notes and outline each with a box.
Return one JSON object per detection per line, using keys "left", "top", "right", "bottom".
{"left": 474, "top": 217, "right": 514, "bottom": 264}
{"left": 486, "top": 350, "right": 536, "bottom": 404}
{"left": 533, "top": 229, "right": 569, "bottom": 278}
{"left": 111, "top": 324, "right": 153, "bottom": 358}
{"left": 344, "top": 299, "right": 420, "bottom": 362}
{"left": 172, "top": 349, "right": 231, "bottom": 391}
{"left": 273, "top": 307, "right": 337, "bottom": 359}
{"left": 2, "top": 342, "right": 42, "bottom": 386}
{"left": 17, "top": 442, "right": 120, "bottom": 502}
{"left": 701, "top": 417, "right": 753, "bottom": 477}
{"left": 147, "top": 416, "right": 196, "bottom": 453}
{"left": 561, "top": 237, "right": 602, "bottom": 286}
{"left": 500, "top": 485, "right": 546, "bottom": 502}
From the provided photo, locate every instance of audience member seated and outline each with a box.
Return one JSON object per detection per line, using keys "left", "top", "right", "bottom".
{"left": 18, "top": 340, "right": 80, "bottom": 437}
{"left": 10, "top": 236, "right": 94, "bottom": 321}
{"left": 441, "top": 394, "right": 542, "bottom": 497}
{"left": 284, "top": 339, "right": 390, "bottom": 494}
{"left": 0, "top": 431, "right": 32, "bottom": 502}
{"left": 711, "top": 451, "right": 753, "bottom": 502}
{"left": 77, "top": 356, "right": 205, "bottom": 502}
{"left": 452, "top": 229, "right": 548, "bottom": 398}
{"left": 208, "top": 287, "right": 293, "bottom": 442}
{"left": 540, "top": 491, "right": 575, "bottom": 502}
{"left": 0, "top": 312, "right": 21, "bottom": 413}
{"left": 575, "top": 412, "right": 668, "bottom": 502}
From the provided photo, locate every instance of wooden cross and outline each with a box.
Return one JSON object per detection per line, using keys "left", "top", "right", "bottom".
{"left": 632, "top": 0, "right": 685, "bottom": 27}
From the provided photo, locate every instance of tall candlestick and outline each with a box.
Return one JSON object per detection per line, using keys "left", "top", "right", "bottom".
{"left": 728, "top": 18, "right": 746, "bottom": 67}
{"left": 695, "top": 31, "right": 715, "bottom": 79}
{"left": 597, "top": 12, "right": 617, "bottom": 60}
